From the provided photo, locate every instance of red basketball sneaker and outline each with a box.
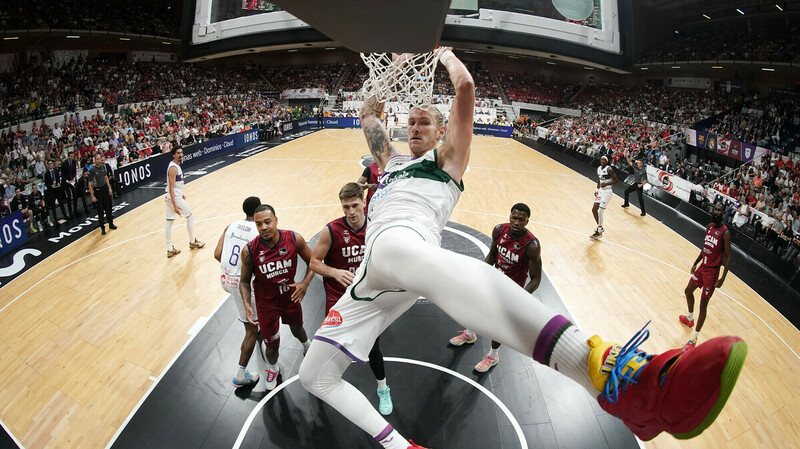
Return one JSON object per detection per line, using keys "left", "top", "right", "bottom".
{"left": 587, "top": 322, "right": 747, "bottom": 441}
{"left": 679, "top": 314, "right": 695, "bottom": 328}
{"left": 408, "top": 440, "right": 430, "bottom": 449}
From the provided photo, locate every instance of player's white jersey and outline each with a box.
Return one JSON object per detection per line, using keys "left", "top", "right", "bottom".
{"left": 165, "top": 161, "right": 184, "bottom": 198}
{"left": 598, "top": 165, "right": 613, "bottom": 191}
{"left": 366, "top": 149, "right": 462, "bottom": 246}
{"left": 221, "top": 220, "right": 259, "bottom": 275}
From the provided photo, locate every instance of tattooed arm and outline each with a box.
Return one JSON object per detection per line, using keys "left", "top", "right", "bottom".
{"left": 359, "top": 96, "right": 399, "bottom": 171}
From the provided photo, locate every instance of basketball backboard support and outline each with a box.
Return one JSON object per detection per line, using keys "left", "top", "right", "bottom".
{"left": 268, "top": 0, "right": 450, "bottom": 53}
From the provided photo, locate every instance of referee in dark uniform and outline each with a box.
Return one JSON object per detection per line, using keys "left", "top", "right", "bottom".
{"left": 621, "top": 153, "right": 648, "bottom": 217}
{"left": 88, "top": 153, "right": 118, "bottom": 235}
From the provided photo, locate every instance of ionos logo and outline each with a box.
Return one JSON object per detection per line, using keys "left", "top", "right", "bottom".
{"left": 118, "top": 163, "right": 152, "bottom": 187}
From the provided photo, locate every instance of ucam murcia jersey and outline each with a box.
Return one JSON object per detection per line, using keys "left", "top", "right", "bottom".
{"left": 220, "top": 220, "right": 260, "bottom": 290}
{"left": 165, "top": 160, "right": 184, "bottom": 198}
{"left": 367, "top": 149, "right": 463, "bottom": 246}
{"left": 246, "top": 230, "right": 299, "bottom": 301}
{"left": 701, "top": 223, "right": 727, "bottom": 268}
{"left": 597, "top": 165, "right": 613, "bottom": 191}
{"left": 494, "top": 223, "right": 537, "bottom": 287}
{"left": 323, "top": 217, "right": 367, "bottom": 306}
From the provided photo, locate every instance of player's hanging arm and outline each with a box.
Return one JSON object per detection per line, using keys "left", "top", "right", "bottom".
{"left": 309, "top": 227, "right": 355, "bottom": 288}
{"left": 524, "top": 239, "right": 542, "bottom": 294}
{"left": 690, "top": 250, "right": 704, "bottom": 275}
{"left": 238, "top": 245, "right": 258, "bottom": 325}
{"left": 360, "top": 97, "right": 398, "bottom": 171}
{"left": 437, "top": 47, "right": 475, "bottom": 183}
{"left": 167, "top": 165, "right": 181, "bottom": 214}
{"left": 291, "top": 233, "right": 315, "bottom": 303}
{"left": 484, "top": 225, "right": 501, "bottom": 266}
{"left": 213, "top": 225, "right": 230, "bottom": 262}
{"left": 716, "top": 229, "right": 732, "bottom": 288}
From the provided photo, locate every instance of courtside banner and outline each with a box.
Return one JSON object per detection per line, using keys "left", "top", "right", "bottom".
{"left": 473, "top": 123, "right": 513, "bottom": 137}
{"left": 281, "top": 117, "right": 322, "bottom": 133}
{"left": 0, "top": 211, "right": 28, "bottom": 257}
{"left": 323, "top": 117, "right": 361, "bottom": 128}
{"left": 115, "top": 129, "right": 259, "bottom": 192}
{"left": 741, "top": 143, "right": 757, "bottom": 163}
{"left": 685, "top": 128, "right": 697, "bottom": 146}
{"left": 646, "top": 166, "right": 692, "bottom": 202}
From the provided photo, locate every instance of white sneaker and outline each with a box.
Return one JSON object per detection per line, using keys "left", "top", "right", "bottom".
{"left": 232, "top": 370, "right": 260, "bottom": 388}
{"left": 265, "top": 366, "right": 280, "bottom": 390}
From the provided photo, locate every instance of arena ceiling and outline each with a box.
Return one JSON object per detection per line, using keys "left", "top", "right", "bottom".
{"left": 642, "top": 0, "right": 799, "bottom": 21}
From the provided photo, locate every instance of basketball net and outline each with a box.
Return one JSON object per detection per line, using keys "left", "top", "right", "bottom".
{"left": 358, "top": 48, "right": 446, "bottom": 109}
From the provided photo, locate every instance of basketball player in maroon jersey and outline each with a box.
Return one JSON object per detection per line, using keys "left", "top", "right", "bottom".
{"left": 309, "top": 182, "right": 393, "bottom": 415}
{"left": 449, "top": 203, "right": 542, "bottom": 372}
{"left": 238, "top": 204, "right": 315, "bottom": 390}
{"left": 357, "top": 162, "right": 381, "bottom": 208}
{"left": 680, "top": 203, "right": 731, "bottom": 346}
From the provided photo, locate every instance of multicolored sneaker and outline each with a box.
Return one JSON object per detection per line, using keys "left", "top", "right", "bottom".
{"left": 449, "top": 329, "right": 477, "bottom": 346}
{"left": 474, "top": 354, "right": 499, "bottom": 373}
{"left": 167, "top": 247, "right": 181, "bottom": 258}
{"left": 685, "top": 338, "right": 697, "bottom": 348}
{"left": 232, "top": 370, "right": 260, "bottom": 388}
{"left": 265, "top": 366, "right": 280, "bottom": 390}
{"left": 189, "top": 239, "right": 206, "bottom": 250}
{"left": 587, "top": 321, "right": 747, "bottom": 441}
{"left": 679, "top": 315, "right": 695, "bottom": 328}
{"left": 590, "top": 227, "right": 604, "bottom": 240}
{"left": 377, "top": 386, "right": 393, "bottom": 415}
{"left": 407, "top": 440, "right": 430, "bottom": 449}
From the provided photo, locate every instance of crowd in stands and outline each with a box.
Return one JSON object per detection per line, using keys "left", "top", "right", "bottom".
{"left": 637, "top": 27, "right": 800, "bottom": 64}
{"left": 707, "top": 93, "right": 800, "bottom": 151}
{"left": 705, "top": 153, "right": 800, "bottom": 266}
{"left": 0, "top": 0, "right": 180, "bottom": 37}
{"left": 569, "top": 84, "right": 724, "bottom": 127}
{"left": 0, "top": 60, "right": 271, "bottom": 129}
{"left": 0, "top": 92, "right": 309, "bottom": 233}
{"left": 543, "top": 112, "right": 681, "bottom": 171}
{"left": 498, "top": 72, "right": 571, "bottom": 106}
{"left": 262, "top": 64, "right": 345, "bottom": 92}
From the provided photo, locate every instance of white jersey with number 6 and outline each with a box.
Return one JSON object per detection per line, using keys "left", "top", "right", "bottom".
{"left": 220, "top": 220, "right": 260, "bottom": 290}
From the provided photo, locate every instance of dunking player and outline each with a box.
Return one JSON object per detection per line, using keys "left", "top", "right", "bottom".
{"left": 680, "top": 203, "right": 731, "bottom": 346}
{"left": 214, "top": 196, "right": 262, "bottom": 388}
{"left": 357, "top": 162, "right": 381, "bottom": 209}
{"left": 309, "top": 182, "right": 393, "bottom": 415}
{"left": 299, "top": 48, "right": 746, "bottom": 449}
{"left": 449, "top": 202, "right": 542, "bottom": 373}
{"left": 239, "top": 204, "right": 314, "bottom": 390}
{"left": 590, "top": 155, "right": 618, "bottom": 239}
{"left": 165, "top": 147, "right": 205, "bottom": 258}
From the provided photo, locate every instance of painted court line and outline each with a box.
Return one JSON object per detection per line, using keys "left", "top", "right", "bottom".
{"left": 231, "top": 357, "right": 527, "bottom": 449}
{"left": 104, "top": 293, "right": 230, "bottom": 449}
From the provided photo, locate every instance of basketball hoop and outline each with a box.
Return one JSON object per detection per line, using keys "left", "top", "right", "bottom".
{"left": 358, "top": 48, "right": 446, "bottom": 108}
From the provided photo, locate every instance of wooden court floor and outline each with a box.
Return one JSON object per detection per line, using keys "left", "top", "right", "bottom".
{"left": 0, "top": 129, "right": 798, "bottom": 449}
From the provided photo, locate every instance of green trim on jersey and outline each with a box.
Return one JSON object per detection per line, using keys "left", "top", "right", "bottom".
{"left": 382, "top": 149, "right": 465, "bottom": 192}
{"left": 349, "top": 225, "right": 424, "bottom": 302}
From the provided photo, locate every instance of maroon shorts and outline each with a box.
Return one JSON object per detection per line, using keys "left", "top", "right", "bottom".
{"left": 256, "top": 294, "right": 303, "bottom": 347}
{"left": 325, "top": 290, "right": 345, "bottom": 316}
{"left": 690, "top": 265, "right": 720, "bottom": 299}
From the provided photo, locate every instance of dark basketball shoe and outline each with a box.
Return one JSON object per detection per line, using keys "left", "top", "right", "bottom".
{"left": 587, "top": 322, "right": 747, "bottom": 441}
